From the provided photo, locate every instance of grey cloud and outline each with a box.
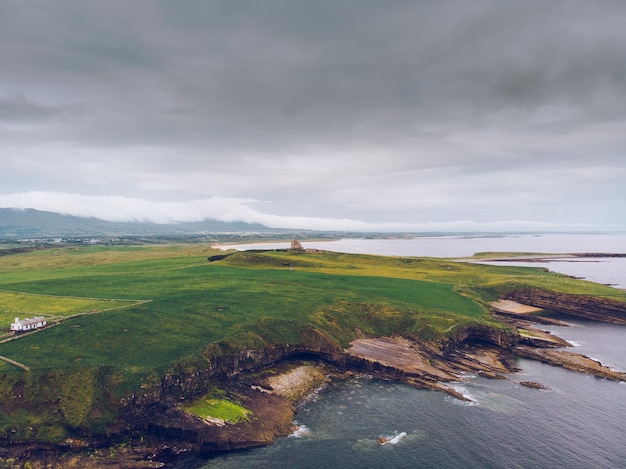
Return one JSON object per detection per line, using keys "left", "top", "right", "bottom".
{"left": 0, "top": 94, "right": 82, "bottom": 124}
{"left": 4, "top": 0, "right": 625, "bottom": 149}
{"left": 1, "top": 1, "right": 625, "bottom": 229}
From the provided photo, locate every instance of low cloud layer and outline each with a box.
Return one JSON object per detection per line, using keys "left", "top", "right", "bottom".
{"left": 1, "top": 1, "right": 625, "bottom": 231}
{"left": 0, "top": 192, "right": 597, "bottom": 232}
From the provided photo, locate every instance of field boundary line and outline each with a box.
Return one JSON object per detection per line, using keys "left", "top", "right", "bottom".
{"left": 0, "top": 355, "right": 30, "bottom": 371}
{"left": 0, "top": 297, "right": 153, "bottom": 347}
{"left": 0, "top": 288, "right": 152, "bottom": 303}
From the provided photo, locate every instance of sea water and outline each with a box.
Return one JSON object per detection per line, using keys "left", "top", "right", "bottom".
{"left": 221, "top": 233, "right": 626, "bottom": 259}
{"left": 178, "top": 234, "right": 626, "bottom": 468}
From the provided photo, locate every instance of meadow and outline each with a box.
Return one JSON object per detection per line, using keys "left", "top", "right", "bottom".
{"left": 0, "top": 245, "right": 623, "bottom": 374}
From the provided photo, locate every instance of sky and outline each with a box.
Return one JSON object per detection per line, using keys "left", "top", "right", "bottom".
{"left": 1, "top": 0, "right": 625, "bottom": 232}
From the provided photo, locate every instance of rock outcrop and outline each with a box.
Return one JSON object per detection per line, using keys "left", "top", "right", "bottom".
{"left": 343, "top": 335, "right": 516, "bottom": 402}
{"left": 504, "top": 289, "right": 626, "bottom": 324}
{"left": 513, "top": 346, "right": 626, "bottom": 381}
{"left": 519, "top": 381, "right": 551, "bottom": 390}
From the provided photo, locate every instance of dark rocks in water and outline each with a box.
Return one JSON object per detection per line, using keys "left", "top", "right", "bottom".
{"left": 478, "top": 371, "right": 509, "bottom": 380}
{"left": 519, "top": 381, "right": 551, "bottom": 390}
{"left": 513, "top": 346, "right": 626, "bottom": 382}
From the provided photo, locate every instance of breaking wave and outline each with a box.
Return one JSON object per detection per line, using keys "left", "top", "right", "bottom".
{"left": 446, "top": 383, "right": 479, "bottom": 406}
{"left": 377, "top": 431, "right": 407, "bottom": 445}
{"left": 288, "top": 422, "right": 311, "bottom": 438}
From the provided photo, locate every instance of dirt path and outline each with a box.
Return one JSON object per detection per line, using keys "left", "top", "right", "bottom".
{"left": 0, "top": 354, "right": 29, "bottom": 371}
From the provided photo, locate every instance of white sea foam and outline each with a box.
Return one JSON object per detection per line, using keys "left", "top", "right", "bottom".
{"left": 447, "top": 384, "right": 479, "bottom": 406}
{"left": 289, "top": 423, "right": 312, "bottom": 438}
{"left": 388, "top": 431, "right": 407, "bottom": 445}
{"left": 378, "top": 431, "right": 407, "bottom": 445}
{"left": 298, "top": 384, "right": 326, "bottom": 405}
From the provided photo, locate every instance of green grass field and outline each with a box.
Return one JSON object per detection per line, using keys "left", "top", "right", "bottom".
{"left": 0, "top": 245, "right": 623, "bottom": 374}
{"left": 0, "top": 244, "right": 625, "bottom": 440}
{"left": 0, "top": 257, "right": 486, "bottom": 371}
{"left": 0, "top": 290, "right": 145, "bottom": 331}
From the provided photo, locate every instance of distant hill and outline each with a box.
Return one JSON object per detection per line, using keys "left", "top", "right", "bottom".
{"left": 0, "top": 208, "right": 277, "bottom": 238}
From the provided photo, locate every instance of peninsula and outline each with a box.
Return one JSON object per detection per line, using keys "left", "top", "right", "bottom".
{"left": 0, "top": 244, "right": 625, "bottom": 467}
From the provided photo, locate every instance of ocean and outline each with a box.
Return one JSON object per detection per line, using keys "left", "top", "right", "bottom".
{"left": 177, "top": 234, "right": 626, "bottom": 468}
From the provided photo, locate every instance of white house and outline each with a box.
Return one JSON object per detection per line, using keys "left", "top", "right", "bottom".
{"left": 10, "top": 316, "right": 47, "bottom": 332}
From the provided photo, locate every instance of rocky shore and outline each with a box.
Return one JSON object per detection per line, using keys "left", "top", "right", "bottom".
{"left": 504, "top": 289, "right": 626, "bottom": 324}
{"left": 513, "top": 346, "right": 626, "bottom": 381}
{"left": 344, "top": 335, "right": 515, "bottom": 401}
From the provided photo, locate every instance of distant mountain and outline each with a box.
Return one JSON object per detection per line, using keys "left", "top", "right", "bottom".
{"left": 0, "top": 208, "right": 277, "bottom": 238}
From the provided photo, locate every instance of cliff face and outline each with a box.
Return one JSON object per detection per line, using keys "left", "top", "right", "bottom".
{"left": 440, "top": 324, "right": 515, "bottom": 350}
{"left": 204, "top": 329, "right": 344, "bottom": 379}
{"left": 142, "top": 325, "right": 513, "bottom": 413}
{"left": 120, "top": 328, "right": 342, "bottom": 408}
{"left": 118, "top": 324, "right": 519, "bottom": 448}
{"left": 504, "top": 289, "right": 626, "bottom": 324}
{"left": 109, "top": 328, "right": 345, "bottom": 454}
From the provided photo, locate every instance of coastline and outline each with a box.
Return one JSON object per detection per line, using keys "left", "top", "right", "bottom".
{"left": 209, "top": 239, "right": 339, "bottom": 253}
{"left": 2, "top": 240, "right": 626, "bottom": 468}
{"left": 5, "top": 293, "right": 626, "bottom": 468}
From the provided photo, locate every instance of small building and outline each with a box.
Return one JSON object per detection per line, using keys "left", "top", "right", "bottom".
{"left": 290, "top": 238, "right": 305, "bottom": 252}
{"left": 10, "top": 316, "right": 47, "bottom": 332}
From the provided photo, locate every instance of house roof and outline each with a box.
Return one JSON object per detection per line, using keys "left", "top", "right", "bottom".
{"left": 16, "top": 316, "right": 45, "bottom": 326}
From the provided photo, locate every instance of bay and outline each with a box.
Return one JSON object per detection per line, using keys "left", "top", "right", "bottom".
{"left": 180, "top": 234, "right": 626, "bottom": 468}
{"left": 220, "top": 233, "right": 626, "bottom": 258}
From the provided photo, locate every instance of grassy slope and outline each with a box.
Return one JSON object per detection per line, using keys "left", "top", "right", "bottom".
{"left": 0, "top": 245, "right": 625, "bottom": 440}
{"left": 0, "top": 251, "right": 485, "bottom": 372}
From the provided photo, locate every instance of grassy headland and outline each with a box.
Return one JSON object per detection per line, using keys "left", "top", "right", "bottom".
{"left": 0, "top": 244, "right": 624, "bottom": 442}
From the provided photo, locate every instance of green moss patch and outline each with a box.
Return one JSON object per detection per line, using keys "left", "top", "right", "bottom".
{"left": 183, "top": 395, "right": 252, "bottom": 424}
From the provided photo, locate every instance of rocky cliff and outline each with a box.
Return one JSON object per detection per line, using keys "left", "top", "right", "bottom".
{"left": 504, "top": 289, "right": 626, "bottom": 324}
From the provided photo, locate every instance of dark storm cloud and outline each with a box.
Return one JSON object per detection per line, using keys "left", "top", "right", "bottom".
{"left": 0, "top": 0, "right": 625, "bottom": 229}
{"left": 4, "top": 1, "right": 624, "bottom": 144}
